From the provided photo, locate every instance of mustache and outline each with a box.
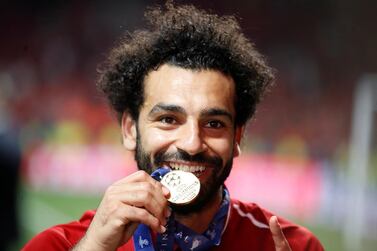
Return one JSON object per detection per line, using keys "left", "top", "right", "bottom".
{"left": 154, "top": 149, "right": 222, "bottom": 167}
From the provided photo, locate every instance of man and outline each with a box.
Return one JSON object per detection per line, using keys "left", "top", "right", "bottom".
{"left": 24, "top": 3, "right": 324, "bottom": 251}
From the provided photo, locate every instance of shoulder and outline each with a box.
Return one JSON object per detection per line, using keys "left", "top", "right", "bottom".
{"left": 22, "top": 210, "right": 96, "bottom": 251}
{"left": 220, "top": 199, "right": 323, "bottom": 251}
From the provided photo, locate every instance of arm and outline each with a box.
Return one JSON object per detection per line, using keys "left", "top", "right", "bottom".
{"left": 72, "top": 170, "right": 170, "bottom": 251}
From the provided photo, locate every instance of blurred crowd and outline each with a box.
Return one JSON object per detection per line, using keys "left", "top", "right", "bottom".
{"left": 2, "top": 0, "right": 376, "bottom": 164}
{"left": 1, "top": 0, "right": 377, "bottom": 249}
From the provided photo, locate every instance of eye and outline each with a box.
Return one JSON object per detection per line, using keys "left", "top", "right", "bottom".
{"left": 160, "top": 116, "right": 177, "bottom": 124}
{"left": 205, "top": 120, "right": 224, "bottom": 129}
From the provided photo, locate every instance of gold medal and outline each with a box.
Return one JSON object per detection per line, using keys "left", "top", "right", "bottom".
{"left": 160, "top": 170, "right": 200, "bottom": 205}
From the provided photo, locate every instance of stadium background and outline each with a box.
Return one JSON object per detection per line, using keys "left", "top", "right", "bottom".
{"left": 0, "top": 0, "right": 376, "bottom": 250}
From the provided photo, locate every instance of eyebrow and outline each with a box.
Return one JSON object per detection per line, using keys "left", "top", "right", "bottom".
{"left": 148, "top": 103, "right": 233, "bottom": 122}
{"left": 200, "top": 108, "right": 234, "bottom": 122}
{"left": 148, "top": 103, "right": 187, "bottom": 117}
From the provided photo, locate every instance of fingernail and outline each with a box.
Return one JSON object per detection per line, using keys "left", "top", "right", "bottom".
{"left": 160, "top": 225, "right": 167, "bottom": 233}
{"left": 274, "top": 216, "right": 280, "bottom": 226}
{"left": 162, "top": 186, "right": 170, "bottom": 197}
{"left": 165, "top": 208, "right": 172, "bottom": 218}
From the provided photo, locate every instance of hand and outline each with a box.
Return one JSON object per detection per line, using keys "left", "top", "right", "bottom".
{"left": 73, "top": 170, "right": 171, "bottom": 251}
{"left": 269, "top": 216, "right": 292, "bottom": 251}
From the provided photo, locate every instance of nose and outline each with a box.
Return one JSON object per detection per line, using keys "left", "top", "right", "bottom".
{"left": 175, "top": 119, "right": 207, "bottom": 155}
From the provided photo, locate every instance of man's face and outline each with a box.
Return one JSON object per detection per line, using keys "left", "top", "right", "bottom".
{"left": 123, "top": 64, "right": 241, "bottom": 213}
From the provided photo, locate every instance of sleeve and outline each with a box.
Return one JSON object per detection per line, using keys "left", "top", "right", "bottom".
{"left": 22, "top": 227, "right": 74, "bottom": 251}
{"left": 302, "top": 233, "right": 325, "bottom": 251}
{"left": 284, "top": 225, "right": 325, "bottom": 251}
{"left": 255, "top": 203, "right": 324, "bottom": 251}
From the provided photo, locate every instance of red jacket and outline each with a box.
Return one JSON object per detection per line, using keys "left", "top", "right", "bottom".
{"left": 23, "top": 199, "right": 324, "bottom": 250}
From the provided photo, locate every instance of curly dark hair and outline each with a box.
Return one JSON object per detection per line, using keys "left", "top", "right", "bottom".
{"left": 98, "top": 2, "right": 274, "bottom": 126}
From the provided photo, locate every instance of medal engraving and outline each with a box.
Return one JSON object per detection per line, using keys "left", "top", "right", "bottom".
{"left": 161, "top": 170, "right": 200, "bottom": 205}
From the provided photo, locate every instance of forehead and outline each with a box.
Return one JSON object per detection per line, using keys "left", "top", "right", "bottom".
{"left": 142, "top": 64, "right": 236, "bottom": 113}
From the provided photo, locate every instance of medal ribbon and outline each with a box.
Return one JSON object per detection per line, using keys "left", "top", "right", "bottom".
{"left": 132, "top": 168, "right": 170, "bottom": 251}
{"left": 133, "top": 168, "right": 230, "bottom": 251}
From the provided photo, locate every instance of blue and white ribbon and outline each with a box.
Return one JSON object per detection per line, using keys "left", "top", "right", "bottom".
{"left": 133, "top": 168, "right": 230, "bottom": 251}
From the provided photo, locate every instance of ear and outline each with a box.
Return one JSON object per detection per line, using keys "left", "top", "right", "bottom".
{"left": 233, "top": 126, "right": 244, "bottom": 157}
{"left": 121, "top": 112, "right": 137, "bottom": 151}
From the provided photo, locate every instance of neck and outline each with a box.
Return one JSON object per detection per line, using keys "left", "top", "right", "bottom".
{"left": 174, "top": 187, "right": 223, "bottom": 233}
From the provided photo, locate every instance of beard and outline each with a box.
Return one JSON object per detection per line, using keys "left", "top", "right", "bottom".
{"left": 135, "top": 131, "right": 234, "bottom": 215}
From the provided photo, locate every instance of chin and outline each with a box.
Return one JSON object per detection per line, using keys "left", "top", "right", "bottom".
{"left": 170, "top": 183, "right": 222, "bottom": 215}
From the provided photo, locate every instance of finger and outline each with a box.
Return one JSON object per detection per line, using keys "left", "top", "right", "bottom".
{"left": 116, "top": 204, "right": 166, "bottom": 234}
{"left": 110, "top": 171, "right": 171, "bottom": 218}
{"left": 114, "top": 171, "right": 170, "bottom": 196}
{"left": 131, "top": 181, "right": 171, "bottom": 218}
{"left": 113, "top": 171, "right": 171, "bottom": 198}
{"left": 113, "top": 170, "right": 155, "bottom": 184}
{"left": 269, "top": 216, "right": 291, "bottom": 251}
{"left": 114, "top": 183, "right": 169, "bottom": 224}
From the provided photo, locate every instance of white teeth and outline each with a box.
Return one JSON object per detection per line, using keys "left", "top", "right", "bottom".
{"left": 169, "top": 163, "right": 206, "bottom": 173}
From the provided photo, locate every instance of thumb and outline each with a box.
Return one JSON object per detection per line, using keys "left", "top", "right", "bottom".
{"left": 269, "top": 216, "right": 291, "bottom": 251}
{"left": 122, "top": 222, "right": 139, "bottom": 244}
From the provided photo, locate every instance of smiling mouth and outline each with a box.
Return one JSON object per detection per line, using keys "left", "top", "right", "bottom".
{"left": 164, "top": 162, "right": 207, "bottom": 176}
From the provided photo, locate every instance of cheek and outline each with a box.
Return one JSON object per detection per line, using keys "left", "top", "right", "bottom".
{"left": 142, "top": 128, "right": 176, "bottom": 153}
{"left": 207, "top": 137, "right": 234, "bottom": 159}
